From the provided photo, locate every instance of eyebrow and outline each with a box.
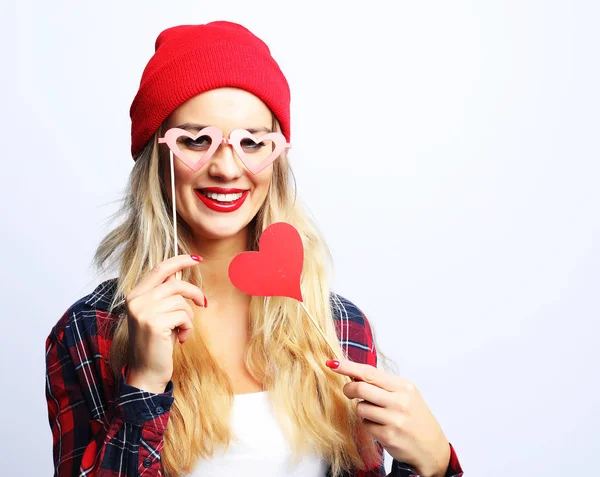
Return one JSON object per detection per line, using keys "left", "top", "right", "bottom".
{"left": 174, "top": 123, "right": 273, "bottom": 134}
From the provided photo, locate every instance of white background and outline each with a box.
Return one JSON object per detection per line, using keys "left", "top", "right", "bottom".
{"left": 1, "top": 1, "right": 598, "bottom": 475}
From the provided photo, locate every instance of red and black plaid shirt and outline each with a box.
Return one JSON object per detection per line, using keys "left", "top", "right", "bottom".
{"left": 46, "top": 278, "right": 463, "bottom": 477}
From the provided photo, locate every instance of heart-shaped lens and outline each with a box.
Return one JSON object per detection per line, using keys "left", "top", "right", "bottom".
{"left": 230, "top": 130, "right": 289, "bottom": 175}
{"left": 158, "top": 126, "right": 223, "bottom": 172}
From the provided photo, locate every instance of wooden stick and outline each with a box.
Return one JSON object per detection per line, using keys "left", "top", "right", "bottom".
{"left": 170, "top": 150, "right": 182, "bottom": 281}
{"left": 299, "top": 301, "right": 341, "bottom": 360}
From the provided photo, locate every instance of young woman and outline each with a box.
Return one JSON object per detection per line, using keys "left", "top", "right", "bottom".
{"left": 45, "top": 21, "right": 463, "bottom": 477}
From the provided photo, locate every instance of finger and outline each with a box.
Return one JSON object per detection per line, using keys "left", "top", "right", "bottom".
{"left": 131, "top": 255, "right": 203, "bottom": 297}
{"left": 361, "top": 419, "right": 392, "bottom": 446}
{"left": 153, "top": 295, "right": 194, "bottom": 322}
{"left": 176, "top": 318, "right": 193, "bottom": 343}
{"left": 153, "top": 278, "right": 206, "bottom": 308}
{"left": 326, "top": 358, "right": 402, "bottom": 392}
{"left": 356, "top": 400, "right": 394, "bottom": 426}
{"left": 169, "top": 269, "right": 185, "bottom": 282}
{"left": 162, "top": 310, "right": 194, "bottom": 344}
{"left": 343, "top": 380, "right": 395, "bottom": 408}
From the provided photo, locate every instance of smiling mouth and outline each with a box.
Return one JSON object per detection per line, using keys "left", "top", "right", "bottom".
{"left": 197, "top": 190, "right": 244, "bottom": 203}
{"left": 195, "top": 188, "right": 249, "bottom": 212}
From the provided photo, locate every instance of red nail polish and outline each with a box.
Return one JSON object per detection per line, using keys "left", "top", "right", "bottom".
{"left": 326, "top": 360, "right": 340, "bottom": 369}
{"left": 190, "top": 254, "right": 202, "bottom": 262}
{"left": 204, "top": 296, "right": 208, "bottom": 308}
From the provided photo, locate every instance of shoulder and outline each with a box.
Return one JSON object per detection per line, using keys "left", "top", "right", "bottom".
{"left": 45, "top": 278, "right": 121, "bottom": 419}
{"left": 329, "top": 292, "right": 377, "bottom": 367}
{"left": 46, "top": 277, "right": 121, "bottom": 368}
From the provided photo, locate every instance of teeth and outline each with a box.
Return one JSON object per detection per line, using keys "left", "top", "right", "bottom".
{"left": 201, "top": 191, "right": 244, "bottom": 202}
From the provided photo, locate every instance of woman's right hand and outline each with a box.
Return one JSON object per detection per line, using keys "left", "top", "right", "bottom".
{"left": 124, "top": 254, "right": 206, "bottom": 394}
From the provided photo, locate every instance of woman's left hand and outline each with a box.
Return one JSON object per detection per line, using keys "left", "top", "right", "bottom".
{"left": 326, "top": 359, "right": 451, "bottom": 477}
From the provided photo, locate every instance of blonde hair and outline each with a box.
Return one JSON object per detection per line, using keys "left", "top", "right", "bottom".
{"left": 93, "top": 118, "right": 380, "bottom": 476}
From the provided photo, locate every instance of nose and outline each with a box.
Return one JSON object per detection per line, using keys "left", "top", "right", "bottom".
{"left": 206, "top": 140, "right": 243, "bottom": 181}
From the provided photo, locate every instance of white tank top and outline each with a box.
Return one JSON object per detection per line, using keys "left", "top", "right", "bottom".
{"left": 187, "top": 391, "right": 328, "bottom": 476}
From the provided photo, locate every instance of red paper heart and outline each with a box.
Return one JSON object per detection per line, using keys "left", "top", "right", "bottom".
{"left": 228, "top": 222, "right": 304, "bottom": 301}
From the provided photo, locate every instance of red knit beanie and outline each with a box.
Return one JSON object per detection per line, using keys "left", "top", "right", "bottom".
{"left": 129, "top": 21, "right": 291, "bottom": 158}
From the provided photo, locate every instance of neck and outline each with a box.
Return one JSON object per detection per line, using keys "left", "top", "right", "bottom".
{"left": 190, "top": 228, "right": 250, "bottom": 304}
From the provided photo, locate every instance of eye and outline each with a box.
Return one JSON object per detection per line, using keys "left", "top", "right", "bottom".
{"left": 180, "top": 136, "right": 212, "bottom": 150}
{"left": 240, "top": 138, "right": 266, "bottom": 151}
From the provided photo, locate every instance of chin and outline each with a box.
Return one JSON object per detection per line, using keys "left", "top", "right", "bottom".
{"left": 193, "top": 215, "right": 255, "bottom": 241}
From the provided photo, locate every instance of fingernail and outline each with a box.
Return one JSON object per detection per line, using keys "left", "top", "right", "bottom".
{"left": 204, "top": 296, "right": 208, "bottom": 308}
{"left": 190, "top": 254, "right": 202, "bottom": 262}
{"left": 326, "top": 360, "right": 340, "bottom": 369}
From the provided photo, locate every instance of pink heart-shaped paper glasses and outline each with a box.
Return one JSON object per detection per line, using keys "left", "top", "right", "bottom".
{"left": 158, "top": 126, "right": 291, "bottom": 174}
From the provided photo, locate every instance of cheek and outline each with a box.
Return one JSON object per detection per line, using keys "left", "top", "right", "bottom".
{"left": 252, "top": 168, "right": 273, "bottom": 197}
{"left": 176, "top": 166, "right": 196, "bottom": 185}
{"left": 162, "top": 160, "right": 197, "bottom": 199}
{"left": 168, "top": 160, "right": 196, "bottom": 185}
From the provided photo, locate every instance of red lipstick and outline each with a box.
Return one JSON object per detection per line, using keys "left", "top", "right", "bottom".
{"left": 195, "top": 187, "right": 249, "bottom": 213}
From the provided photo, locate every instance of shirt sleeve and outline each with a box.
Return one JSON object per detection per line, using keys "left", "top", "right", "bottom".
{"left": 389, "top": 442, "right": 464, "bottom": 477}
{"left": 45, "top": 311, "right": 175, "bottom": 477}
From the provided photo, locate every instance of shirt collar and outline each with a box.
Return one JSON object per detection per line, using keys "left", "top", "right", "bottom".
{"left": 83, "top": 277, "right": 119, "bottom": 312}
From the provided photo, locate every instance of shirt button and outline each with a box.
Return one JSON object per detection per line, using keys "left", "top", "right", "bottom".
{"left": 143, "top": 458, "right": 153, "bottom": 468}
{"left": 155, "top": 406, "right": 164, "bottom": 415}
